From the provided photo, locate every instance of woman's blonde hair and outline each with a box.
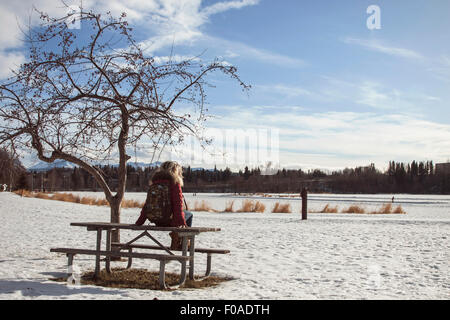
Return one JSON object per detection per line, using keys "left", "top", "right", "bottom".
{"left": 158, "top": 161, "right": 184, "bottom": 186}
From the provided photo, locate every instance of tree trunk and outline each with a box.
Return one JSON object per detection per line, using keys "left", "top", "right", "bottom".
{"left": 110, "top": 196, "right": 122, "bottom": 244}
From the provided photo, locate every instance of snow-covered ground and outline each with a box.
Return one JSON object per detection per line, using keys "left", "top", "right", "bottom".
{"left": 0, "top": 191, "right": 449, "bottom": 299}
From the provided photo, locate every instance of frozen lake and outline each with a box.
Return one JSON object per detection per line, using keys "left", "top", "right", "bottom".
{"left": 0, "top": 192, "right": 448, "bottom": 299}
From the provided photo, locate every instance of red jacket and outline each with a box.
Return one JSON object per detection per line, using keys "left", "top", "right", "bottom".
{"left": 135, "top": 179, "right": 186, "bottom": 227}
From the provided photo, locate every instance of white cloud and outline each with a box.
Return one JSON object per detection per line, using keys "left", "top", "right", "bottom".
{"left": 0, "top": 51, "right": 26, "bottom": 79}
{"left": 0, "top": 0, "right": 83, "bottom": 79}
{"left": 202, "top": 35, "right": 307, "bottom": 68}
{"left": 128, "top": 0, "right": 261, "bottom": 53}
{"left": 343, "top": 37, "right": 424, "bottom": 60}
{"left": 440, "top": 55, "right": 450, "bottom": 67}
{"left": 428, "top": 54, "right": 450, "bottom": 82}
{"left": 0, "top": 0, "right": 303, "bottom": 78}
{"left": 0, "top": 6, "right": 23, "bottom": 49}
{"left": 91, "top": 0, "right": 302, "bottom": 68}
{"left": 0, "top": 0, "right": 262, "bottom": 78}
{"left": 256, "top": 84, "right": 312, "bottom": 97}
{"left": 201, "top": 106, "right": 450, "bottom": 170}
{"left": 356, "top": 82, "right": 390, "bottom": 108}
{"left": 85, "top": 0, "right": 160, "bottom": 22}
{"left": 151, "top": 54, "right": 201, "bottom": 64}
{"left": 305, "top": 76, "right": 435, "bottom": 112}
{"left": 424, "top": 95, "right": 441, "bottom": 102}
{"left": 202, "top": 0, "right": 259, "bottom": 16}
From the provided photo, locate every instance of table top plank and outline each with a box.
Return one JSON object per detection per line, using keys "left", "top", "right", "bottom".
{"left": 70, "top": 222, "right": 221, "bottom": 233}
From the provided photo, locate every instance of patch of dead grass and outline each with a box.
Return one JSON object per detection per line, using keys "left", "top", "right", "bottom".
{"left": 223, "top": 200, "right": 235, "bottom": 212}
{"left": 50, "top": 268, "right": 234, "bottom": 291}
{"left": 370, "top": 203, "right": 406, "bottom": 214}
{"left": 319, "top": 204, "right": 339, "bottom": 213}
{"left": 121, "top": 199, "right": 144, "bottom": 208}
{"left": 392, "top": 205, "right": 406, "bottom": 214}
{"left": 13, "top": 190, "right": 143, "bottom": 209}
{"left": 236, "top": 199, "right": 266, "bottom": 213}
{"left": 342, "top": 205, "right": 366, "bottom": 214}
{"left": 193, "top": 200, "right": 218, "bottom": 212}
{"left": 253, "top": 201, "right": 266, "bottom": 213}
{"left": 271, "top": 202, "right": 292, "bottom": 213}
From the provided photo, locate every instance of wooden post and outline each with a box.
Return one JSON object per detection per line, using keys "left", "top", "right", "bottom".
{"left": 301, "top": 187, "right": 308, "bottom": 220}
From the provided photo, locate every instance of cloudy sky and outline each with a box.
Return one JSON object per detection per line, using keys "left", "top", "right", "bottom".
{"left": 1, "top": 0, "right": 450, "bottom": 171}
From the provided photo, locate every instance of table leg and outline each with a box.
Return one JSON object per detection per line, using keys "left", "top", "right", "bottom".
{"left": 126, "top": 248, "right": 133, "bottom": 269}
{"left": 94, "top": 228, "right": 102, "bottom": 278}
{"left": 159, "top": 260, "right": 167, "bottom": 289}
{"left": 67, "top": 254, "right": 74, "bottom": 278}
{"left": 105, "top": 229, "right": 111, "bottom": 273}
{"left": 188, "top": 235, "right": 195, "bottom": 280}
{"left": 180, "top": 237, "right": 188, "bottom": 281}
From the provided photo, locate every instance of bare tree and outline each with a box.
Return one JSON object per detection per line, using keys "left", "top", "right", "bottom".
{"left": 0, "top": 147, "right": 26, "bottom": 190}
{"left": 0, "top": 6, "right": 248, "bottom": 242}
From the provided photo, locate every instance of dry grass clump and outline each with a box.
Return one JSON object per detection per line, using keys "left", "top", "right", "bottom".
{"left": 236, "top": 199, "right": 266, "bottom": 213}
{"left": 304, "top": 200, "right": 407, "bottom": 215}
{"left": 79, "top": 196, "right": 95, "bottom": 205}
{"left": 50, "top": 268, "right": 234, "bottom": 291}
{"left": 35, "top": 192, "right": 52, "bottom": 200}
{"left": 121, "top": 199, "right": 144, "bottom": 208}
{"left": 15, "top": 189, "right": 31, "bottom": 197}
{"left": 51, "top": 192, "right": 82, "bottom": 203}
{"left": 319, "top": 204, "right": 339, "bottom": 213}
{"left": 193, "top": 200, "right": 218, "bottom": 212}
{"left": 377, "top": 203, "right": 392, "bottom": 214}
{"left": 271, "top": 202, "right": 292, "bottom": 213}
{"left": 239, "top": 199, "right": 254, "bottom": 212}
{"left": 370, "top": 203, "right": 406, "bottom": 214}
{"left": 223, "top": 200, "right": 235, "bottom": 212}
{"left": 51, "top": 192, "right": 74, "bottom": 202}
{"left": 13, "top": 190, "right": 144, "bottom": 209}
{"left": 253, "top": 201, "right": 266, "bottom": 213}
{"left": 392, "top": 205, "right": 406, "bottom": 214}
{"left": 342, "top": 205, "right": 366, "bottom": 214}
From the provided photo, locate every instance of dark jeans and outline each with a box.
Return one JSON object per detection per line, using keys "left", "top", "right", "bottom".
{"left": 184, "top": 210, "right": 193, "bottom": 227}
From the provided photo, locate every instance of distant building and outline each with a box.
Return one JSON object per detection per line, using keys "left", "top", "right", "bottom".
{"left": 435, "top": 163, "right": 450, "bottom": 175}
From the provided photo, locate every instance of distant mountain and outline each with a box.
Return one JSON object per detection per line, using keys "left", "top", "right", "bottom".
{"left": 27, "top": 160, "right": 163, "bottom": 172}
{"left": 27, "top": 159, "right": 220, "bottom": 172}
{"left": 28, "top": 160, "right": 78, "bottom": 172}
{"left": 110, "top": 161, "right": 162, "bottom": 169}
{"left": 190, "top": 167, "right": 214, "bottom": 172}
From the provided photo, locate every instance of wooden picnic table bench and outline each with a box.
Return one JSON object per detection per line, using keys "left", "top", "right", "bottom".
{"left": 50, "top": 222, "right": 229, "bottom": 290}
{"left": 110, "top": 242, "right": 230, "bottom": 277}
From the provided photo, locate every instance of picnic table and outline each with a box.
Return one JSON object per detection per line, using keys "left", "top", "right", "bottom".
{"left": 50, "top": 222, "right": 230, "bottom": 289}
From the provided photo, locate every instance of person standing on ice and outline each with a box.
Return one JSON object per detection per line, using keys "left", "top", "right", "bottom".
{"left": 135, "top": 161, "right": 193, "bottom": 250}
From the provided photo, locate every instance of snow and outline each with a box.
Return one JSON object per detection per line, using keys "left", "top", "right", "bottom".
{"left": 0, "top": 191, "right": 449, "bottom": 300}
{"left": 27, "top": 159, "right": 78, "bottom": 171}
{"left": 26, "top": 160, "right": 162, "bottom": 171}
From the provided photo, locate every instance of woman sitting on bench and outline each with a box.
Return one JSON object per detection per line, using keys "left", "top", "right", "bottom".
{"left": 135, "top": 161, "right": 193, "bottom": 249}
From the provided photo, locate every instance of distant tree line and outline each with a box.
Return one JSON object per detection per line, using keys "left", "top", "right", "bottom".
{"left": 187, "top": 161, "right": 448, "bottom": 194}
{"left": 0, "top": 148, "right": 27, "bottom": 191}
{"left": 326, "top": 161, "right": 446, "bottom": 194}
{"left": 1, "top": 149, "right": 449, "bottom": 194}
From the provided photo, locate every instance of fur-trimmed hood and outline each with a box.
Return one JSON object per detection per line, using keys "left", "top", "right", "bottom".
{"left": 151, "top": 170, "right": 176, "bottom": 184}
